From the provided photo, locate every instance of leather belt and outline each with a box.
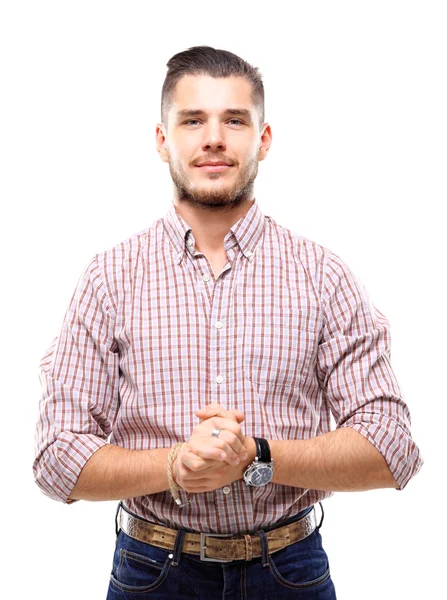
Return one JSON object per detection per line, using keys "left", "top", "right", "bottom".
{"left": 118, "top": 505, "right": 318, "bottom": 563}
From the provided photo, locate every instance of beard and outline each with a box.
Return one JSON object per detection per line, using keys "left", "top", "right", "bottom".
{"left": 166, "top": 150, "right": 259, "bottom": 212}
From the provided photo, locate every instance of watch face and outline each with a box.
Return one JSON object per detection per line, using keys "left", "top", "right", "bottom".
{"left": 250, "top": 465, "right": 273, "bottom": 486}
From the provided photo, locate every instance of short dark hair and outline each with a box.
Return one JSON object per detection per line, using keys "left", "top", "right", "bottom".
{"left": 161, "top": 45, "right": 265, "bottom": 129}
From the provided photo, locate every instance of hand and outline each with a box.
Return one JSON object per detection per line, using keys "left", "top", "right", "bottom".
{"left": 189, "top": 416, "right": 248, "bottom": 466}
{"left": 194, "top": 402, "right": 249, "bottom": 465}
{"left": 172, "top": 403, "right": 250, "bottom": 494}
{"left": 172, "top": 442, "right": 246, "bottom": 494}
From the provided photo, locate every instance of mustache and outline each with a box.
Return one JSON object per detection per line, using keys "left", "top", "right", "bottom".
{"left": 194, "top": 157, "right": 235, "bottom": 166}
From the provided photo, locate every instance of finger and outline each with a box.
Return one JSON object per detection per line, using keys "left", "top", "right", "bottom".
{"left": 195, "top": 414, "right": 245, "bottom": 445}
{"left": 204, "top": 434, "right": 247, "bottom": 466}
{"left": 182, "top": 445, "right": 227, "bottom": 471}
{"left": 195, "top": 402, "right": 223, "bottom": 416}
{"left": 184, "top": 440, "right": 244, "bottom": 470}
{"left": 210, "top": 416, "right": 247, "bottom": 447}
{"left": 191, "top": 416, "right": 248, "bottom": 461}
{"left": 196, "top": 407, "right": 245, "bottom": 422}
{"left": 177, "top": 456, "right": 227, "bottom": 491}
{"left": 177, "top": 459, "right": 214, "bottom": 489}
{"left": 196, "top": 405, "right": 245, "bottom": 423}
{"left": 179, "top": 450, "right": 205, "bottom": 473}
{"left": 186, "top": 445, "right": 227, "bottom": 465}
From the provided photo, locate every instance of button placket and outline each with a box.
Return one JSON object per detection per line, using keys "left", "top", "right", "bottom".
{"left": 208, "top": 265, "right": 228, "bottom": 404}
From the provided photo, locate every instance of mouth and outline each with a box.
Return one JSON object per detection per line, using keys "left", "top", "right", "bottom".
{"left": 196, "top": 163, "right": 233, "bottom": 173}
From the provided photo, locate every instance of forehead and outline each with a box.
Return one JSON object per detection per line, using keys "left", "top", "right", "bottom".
{"left": 171, "top": 75, "right": 255, "bottom": 115}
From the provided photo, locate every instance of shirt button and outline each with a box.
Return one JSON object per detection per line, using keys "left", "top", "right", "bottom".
{"left": 203, "top": 274, "right": 211, "bottom": 282}
{"left": 222, "top": 486, "right": 231, "bottom": 494}
{"left": 187, "top": 238, "right": 194, "bottom": 247}
{"left": 215, "top": 321, "right": 223, "bottom": 329}
{"left": 216, "top": 375, "right": 223, "bottom": 384}
{"left": 246, "top": 250, "right": 253, "bottom": 258}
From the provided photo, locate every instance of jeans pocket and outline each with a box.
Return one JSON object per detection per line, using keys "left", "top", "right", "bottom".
{"left": 267, "top": 528, "right": 331, "bottom": 590}
{"left": 109, "top": 532, "right": 172, "bottom": 594}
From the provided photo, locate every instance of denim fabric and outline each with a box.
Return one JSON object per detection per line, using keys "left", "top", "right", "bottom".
{"left": 106, "top": 503, "right": 337, "bottom": 599}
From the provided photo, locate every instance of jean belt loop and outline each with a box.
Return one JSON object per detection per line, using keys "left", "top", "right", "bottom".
{"left": 317, "top": 501, "right": 325, "bottom": 530}
{"left": 115, "top": 501, "right": 123, "bottom": 537}
{"left": 256, "top": 529, "right": 270, "bottom": 568}
{"left": 171, "top": 528, "right": 186, "bottom": 567}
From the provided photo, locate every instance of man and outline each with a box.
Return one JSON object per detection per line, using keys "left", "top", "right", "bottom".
{"left": 33, "top": 46, "right": 423, "bottom": 599}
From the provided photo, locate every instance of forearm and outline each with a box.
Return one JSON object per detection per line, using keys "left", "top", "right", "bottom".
{"left": 68, "top": 444, "right": 172, "bottom": 501}
{"left": 268, "top": 428, "right": 398, "bottom": 492}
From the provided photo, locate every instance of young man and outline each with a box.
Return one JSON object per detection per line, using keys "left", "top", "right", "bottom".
{"left": 34, "top": 46, "right": 423, "bottom": 599}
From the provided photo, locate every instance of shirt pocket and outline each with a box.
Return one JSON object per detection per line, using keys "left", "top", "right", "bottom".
{"left": 243, "top": 308, "right": 320, "bottom": 388}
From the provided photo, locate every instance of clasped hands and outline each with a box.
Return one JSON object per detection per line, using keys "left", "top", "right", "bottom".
{"left": 172, "top": 402, "right": 252, "bottom": 494}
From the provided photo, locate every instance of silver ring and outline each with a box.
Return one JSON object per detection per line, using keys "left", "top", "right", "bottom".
{"left": 211, "top": 428, "right": 222, "bottom": 438}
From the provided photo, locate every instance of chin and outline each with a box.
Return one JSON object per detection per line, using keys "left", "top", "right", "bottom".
{"left": 192, "top": 182, "right": 232, "bottom": 194}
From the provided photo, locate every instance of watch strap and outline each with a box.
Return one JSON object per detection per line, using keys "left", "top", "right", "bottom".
{"left": 253, "top": 437, "right": 271, "bottom": 462}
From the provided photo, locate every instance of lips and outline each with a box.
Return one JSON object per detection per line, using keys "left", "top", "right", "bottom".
{"left": 197, "top": 164, "right": 232, "bottom": 172}
{"left": 196, "top": 161, "right": 234, "bottom": 174}
{"left": 197, "top": 161, "right": 232, "bottom": 167}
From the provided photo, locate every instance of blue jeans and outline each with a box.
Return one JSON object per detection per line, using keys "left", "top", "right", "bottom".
{"left": 106, "top": 502, "right": 337, "bottom": 599}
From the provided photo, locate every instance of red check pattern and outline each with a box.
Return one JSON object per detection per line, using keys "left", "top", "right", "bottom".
{"left": 33, "top": 199, "right": 423, "bottom": 534}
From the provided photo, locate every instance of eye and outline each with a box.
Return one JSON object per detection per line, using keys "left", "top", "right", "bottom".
{"left": 183, "top": 119, "right": 244, "bottom": 126}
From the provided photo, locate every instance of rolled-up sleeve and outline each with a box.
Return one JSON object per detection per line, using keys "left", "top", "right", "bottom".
{"left": 317, "top": 250, "right": 423, "bottom": 491}
{"left": 33, "top": 254, "right": 120, "bottom": 503}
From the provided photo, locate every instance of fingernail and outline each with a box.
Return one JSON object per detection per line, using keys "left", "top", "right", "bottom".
{"left": 242, "top": 452, "right": 248, "bottom": 460}
{"left": 234, "top": 458, "right": 240, "bottom": 465}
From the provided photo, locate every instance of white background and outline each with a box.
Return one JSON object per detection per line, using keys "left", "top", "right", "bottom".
{"left": 1, "top": 1, "right": 445, "bottom": 598}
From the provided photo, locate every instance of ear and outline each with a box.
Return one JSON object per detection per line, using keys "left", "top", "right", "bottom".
{"left": 155, "top": 123, "right": 169, "bottom": 163}
{"left": 258, "top": 122, "right": 272, "bottom": 162}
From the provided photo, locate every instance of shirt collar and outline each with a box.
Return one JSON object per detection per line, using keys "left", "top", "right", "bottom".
{"left": 163, "top": 198, "right": 266, "bottom": 265}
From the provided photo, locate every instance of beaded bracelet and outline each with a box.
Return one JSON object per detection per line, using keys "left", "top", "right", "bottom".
{"left": 167, "top": 442, "right": 194, "bottom": 507}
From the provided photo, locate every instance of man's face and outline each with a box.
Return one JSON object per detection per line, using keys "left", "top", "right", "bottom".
{"left": 156, "top": 75, "right": 270, "bottom": 210}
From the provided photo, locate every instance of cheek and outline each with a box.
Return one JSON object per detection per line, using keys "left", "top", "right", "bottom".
{"left": 171, "top": 153, "right": 193, "bottom": 175}
{"left": 167, "top": 136, "right": 194, "bottom": 161}
{"left": 237, "top": 140, "right": 261, "bottom": 164}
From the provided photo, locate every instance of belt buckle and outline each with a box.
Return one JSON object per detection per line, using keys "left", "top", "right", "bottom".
{"left": 200, "top": 532, "right": 234, "bottom": 563}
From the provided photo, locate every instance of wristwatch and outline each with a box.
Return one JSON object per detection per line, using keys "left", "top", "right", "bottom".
{"left": 243, "top": 437, "right": 274, "bottom": 487}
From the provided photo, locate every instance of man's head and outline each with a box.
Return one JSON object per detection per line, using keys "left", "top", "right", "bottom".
{"left": 156, "top": 46, "right": 272, "bottom": 211}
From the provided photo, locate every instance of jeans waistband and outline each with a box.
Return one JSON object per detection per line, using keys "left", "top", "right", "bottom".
{"left": 116, "top": 501, "right": 317, "bottom": 537}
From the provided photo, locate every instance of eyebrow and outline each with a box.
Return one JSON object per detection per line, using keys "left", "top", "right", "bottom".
{"left": 175, "top": 108, "right": 253, "bottom": 123}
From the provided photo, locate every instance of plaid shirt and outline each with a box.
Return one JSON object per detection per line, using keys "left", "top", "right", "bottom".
{"left": 33, "top": 199, "right": 423, "bottom": 534}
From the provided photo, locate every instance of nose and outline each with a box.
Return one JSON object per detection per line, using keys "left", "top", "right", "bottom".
{"left": 201, "top": 120, "right": 226, "bottom": 152}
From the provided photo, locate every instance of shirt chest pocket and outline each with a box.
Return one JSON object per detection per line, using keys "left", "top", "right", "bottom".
{"left": 243, "top": 309, "right": 320, "bottom": 388}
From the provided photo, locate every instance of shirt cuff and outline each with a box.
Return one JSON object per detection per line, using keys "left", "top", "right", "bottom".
{"left": 339, "top": 414, "right": 424, "bottom": 491}
{"left": 34, "top": 433, "right": 108, "bottom": 504}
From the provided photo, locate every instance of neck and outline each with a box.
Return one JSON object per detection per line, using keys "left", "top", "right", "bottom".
{"left": 173, "top": 197, "right": 255, "bottom": 255}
